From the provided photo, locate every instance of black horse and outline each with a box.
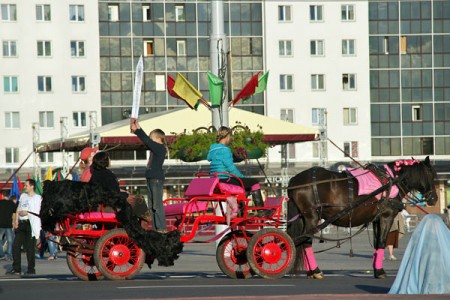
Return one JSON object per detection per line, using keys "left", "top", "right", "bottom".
{"left": 287, "top": 156, "right": 437, "bottom": 279}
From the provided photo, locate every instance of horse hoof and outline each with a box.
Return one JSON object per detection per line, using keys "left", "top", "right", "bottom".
{"left": 374, "top": 268, "right": 386, "bottom": 279}
{"left": 307, "top": 268, "right": 324, "bottom": 279}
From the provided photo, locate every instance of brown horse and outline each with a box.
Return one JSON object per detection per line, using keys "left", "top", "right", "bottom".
{"left": 287, "top": 156, "right": 438, "bottom": 279}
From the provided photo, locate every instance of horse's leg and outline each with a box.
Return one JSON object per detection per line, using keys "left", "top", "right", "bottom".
{"left": 301, "top": 213, "right": 324, "bottom": 279}
{"left": 372, "top": 212, "right": 394, "bottom": 279}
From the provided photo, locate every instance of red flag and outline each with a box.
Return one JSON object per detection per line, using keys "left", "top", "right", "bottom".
{"left": 232, "top": 72, "right": 260, "bottom": 106}
{"left": 17, "top": 175, "right": 24, "bottom": 191}
{"left": 167, "top": 74, "right": 183, "bottom": 100}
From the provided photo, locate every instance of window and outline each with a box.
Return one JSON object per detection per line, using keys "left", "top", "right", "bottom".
{"left": 310, "top": 40, "right": 324, "bottom": 56}
{"left": 39, "top": 152, "right": 54, "bottom": 163}
{"left": 70, "top": 41, "right": 85, "bottom": 57}
{"left": 412, "top": 105, "right": 422, "bottom": 121}
{"left": 280, "top": 109, "right": 295, "bottom": 159}
{"left": 343, "top": 108, "right": 358, "bottom": 125}
{"left": 72, "top": 76, "right": 86, "bottom": 92}
{"left": 342, "top": 39, "right": 355, "bottom": 56}
{"left": 37, "top": 41, "right": 51, "bottom": 57}
{"left": 400, "top": 36, "right": 407, "bottom": 54}
{"left": 344, "top": 141, "right": 358, "bottom": 158}
{"left": 310, "top": 5, "right": 323, "bottom": 21}
{"left": 175, "top": 5, "right": 185, "bottom": 22}
{"left": 39, "top": 111, "right": 54, "bottom": 128}
{"left": 144, "top": 40, "right": 153, "bottom": 56}
{"left": 177, "top": 40, "right": 186, "bottom": 56}
{"left": 73, "top": 112, "right": 87, "bottom": 128}
{"left": 279, "top": 40, "right": 292, "bottom": 57}
{"left": 143, "top": 5, "right": 151, "bottom": 21}
{"left": 108, "top": 5, "right": 119, "bottom": 22}
{"left": 69, "top": 5, "right": 84, "bottom": 22}
{"left": 311, "top": 74, "right": 325, "bottom": 90}
{"left": 5, "top": 147, "right": 19, "bottom": 163}
{"left": 155, "top": 75, "right": 165, "bottom": 91}
{"left": 342, "top": 73, "right": 356, "bottom": 90}
{"left": 312, "top": 108, "right": 326, "bottom": 126}
{"left": 312, "top": 142, "right": 320, "bottom": 158}
{"left": 1, "top": 4, "right": 16, "bottom": 21}
{"left": 5, "top": 112, "right": 20, "bottom": 129}
{"left": 278, "top": 5, "right": 292, "bottom": 22}
{"left": 341, "top": 4, "right": 354, "bottom": 21}
{"left": 38, "top": 76, "right": 52, "bottom": 92}
{"left": 384, "top": 36, "right": 389, "bottom": 55}
{"left": 2, "top": 40, "right": 17, "bottom": 57}
{"left": 36, "top": 4, "right": 51, "bottom": 21}
{"left": 3, "top": 76, "right": 18, "bottom": 93}
{"left": 280, "top": 74, "right": 293, "bottom": 91}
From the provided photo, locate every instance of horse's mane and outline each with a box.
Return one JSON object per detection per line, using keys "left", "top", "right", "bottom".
{"left": 41, "top": 180, "right": 183, "bottom": 267}
{"left": 387, "top": 160, "right": 434, "bottom": 192}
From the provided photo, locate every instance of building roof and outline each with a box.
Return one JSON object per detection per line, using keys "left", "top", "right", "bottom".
{"left": 36, "top": 107, "right": 319, "bottom": 153}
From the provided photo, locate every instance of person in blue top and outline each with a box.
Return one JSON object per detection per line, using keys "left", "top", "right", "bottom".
{"left": 207, "top": 126, "right": 266, "bottom": 214}
{"left": 130, "top": 118, "right": 168, "bottom": 232}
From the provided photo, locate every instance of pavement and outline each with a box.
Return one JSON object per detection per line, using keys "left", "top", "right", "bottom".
{"left": 1, "top": 226, "right": 407, "bottom": 278}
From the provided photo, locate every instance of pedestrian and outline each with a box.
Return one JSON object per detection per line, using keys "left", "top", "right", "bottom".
{"left": 0, "top": 190, "right": 16, "bottom": 261}
{"left": 6, "top": 179, "right": 42, "bottom": 276}
{"left": 130, "top": 118, "right": 167, "bottom": 232}
{"left": 385, "top": 211, "right": 405, "bottom": 260}
{"left": 389, "top": 214, "right": 450, "bottom": 294}
{"left": 79, "top": 146, "right": 98, "bottom": 182}
{"left": 207, "top": 126, "right": 269, "bottom": 217}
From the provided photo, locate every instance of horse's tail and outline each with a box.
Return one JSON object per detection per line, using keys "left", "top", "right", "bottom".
{"left": 287, "top": 196, "right": 306, "bottom": 275}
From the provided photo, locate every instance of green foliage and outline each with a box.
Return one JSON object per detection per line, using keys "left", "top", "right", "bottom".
{"left": 169, "top": 124, "right": 268, "bottom": 162}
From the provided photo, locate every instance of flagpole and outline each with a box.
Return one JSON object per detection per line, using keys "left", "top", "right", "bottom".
{"left": 210, "top": 0, "right": 228, "bottom": 129}
{"left": 210, "top": 0, "right": 229, "bottom": 245}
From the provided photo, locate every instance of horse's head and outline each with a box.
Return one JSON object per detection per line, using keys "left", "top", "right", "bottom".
{"left": 393, "top": 156, "right": 438, "bottom": 206}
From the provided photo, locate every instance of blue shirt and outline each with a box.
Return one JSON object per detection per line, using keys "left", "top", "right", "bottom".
{"left": 207, "top": 143, "right": 244, "bottom": 178}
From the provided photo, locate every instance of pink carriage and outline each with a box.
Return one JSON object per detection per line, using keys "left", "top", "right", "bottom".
{"left": 51, "top": 172, "right": 296, "bottom": 280}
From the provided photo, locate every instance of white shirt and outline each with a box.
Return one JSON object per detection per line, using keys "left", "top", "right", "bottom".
{"left": 18, "top": 193, "right": 42, "bottom": 239}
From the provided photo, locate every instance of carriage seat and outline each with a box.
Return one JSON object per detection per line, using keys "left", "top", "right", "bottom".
{"left": 164, "top": 177, "right": 219, "bottom": 217}
{"left": 77, "top": 212, "right": 116, "bottom": 220}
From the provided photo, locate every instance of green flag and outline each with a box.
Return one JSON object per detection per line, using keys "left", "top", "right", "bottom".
{"left": 255, "top": 71, "right": 269, "bottom": 94}
{"left": 207, "top": 71, "right": 223, "bottom": 106}
{"left": 34, "top": 176, "right": 43, "bottom": 195}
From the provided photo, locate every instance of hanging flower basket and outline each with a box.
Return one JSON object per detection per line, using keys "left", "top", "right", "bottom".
{"left": 170, "top": 124, "right": 268, "bottom": 163}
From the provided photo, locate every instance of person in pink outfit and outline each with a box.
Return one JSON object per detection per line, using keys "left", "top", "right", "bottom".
{"left": 79, "top": 146, "right": 98, "bottom": 182}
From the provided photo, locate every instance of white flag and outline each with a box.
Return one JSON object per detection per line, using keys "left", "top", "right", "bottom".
{"left": 131, "top": 56, "right": 144, "bottom": 119}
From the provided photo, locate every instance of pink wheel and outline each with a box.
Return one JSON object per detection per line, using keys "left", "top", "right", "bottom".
{"left": 66, "top": 239, "right": 104, "bottom": 281}
{"left": 246, "top": 228, "right": 296, "bottom": 279}
{"left": 216, "top": 231, "right": 254, "bottom": 279}
{"left": 93, "top": 229, "right": 145, "bottom": 280}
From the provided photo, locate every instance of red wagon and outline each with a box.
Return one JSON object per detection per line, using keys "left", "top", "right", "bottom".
{"left": 51, "top": 172, "right": 296, "bottom": 280}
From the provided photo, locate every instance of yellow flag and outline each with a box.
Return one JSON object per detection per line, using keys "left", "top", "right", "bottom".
{"left": 45, "top": 166, "right": 53, "bottom": 181}
{"left": 173, "top": 73, "right": 202, "bottom": 109}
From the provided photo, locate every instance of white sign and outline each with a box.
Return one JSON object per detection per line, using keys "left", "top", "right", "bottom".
{"left": 131, "top": 55, "right": 143, "bottom": 119}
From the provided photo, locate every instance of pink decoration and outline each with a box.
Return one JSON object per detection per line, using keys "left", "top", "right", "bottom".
{"left": 349, "top": 166, "right": 399, "bottom": 200}
{"left": 393, "top": 159, "right": 420, "bottom": 172}
{"left": 303, "top": 247, "right": 318, "bottom": 271}
{"left": 373, "top": 248, "right": 385, "bottom": 269}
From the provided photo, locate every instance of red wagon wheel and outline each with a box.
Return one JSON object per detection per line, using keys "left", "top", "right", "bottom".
{"left": 216, "top": 231, "right": 254, "bottom": 279}
{"left": 66, "top": 239, "right": 104, "bottom": 281}
{"left": 93, "top": 228, "right": 145, "bottom": 280}
{"left": 246, "top": 228, "right": 296, "bottom": 279}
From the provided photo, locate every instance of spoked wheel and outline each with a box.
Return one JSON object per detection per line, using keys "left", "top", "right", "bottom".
{"left": 66, "top": 239, "right": 104, "bottom": 281}
{"left": 93, "top": 228, "right": 145, "bottom": 280}
{"left": 246, "top": 228, "right": 296, "bottom": 279}
{"left": 216, "top": 231, "right": 254, "bottom": 279}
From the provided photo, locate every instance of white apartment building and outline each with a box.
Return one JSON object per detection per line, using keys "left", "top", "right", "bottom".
{"left": 264, "top": 1, "right": 372, "bottom": 166}
{"left": 0, "top": 1, "right": 102, "bottom": 174}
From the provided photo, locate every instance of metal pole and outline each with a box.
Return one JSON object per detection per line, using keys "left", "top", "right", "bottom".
{"left": 210, "top": 0, "right": 228, "bottom": 129}
{"left": 211, "top": 0, "right": 228, "bottom": 244}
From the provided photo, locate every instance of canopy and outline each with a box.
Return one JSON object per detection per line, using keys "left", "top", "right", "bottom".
{"left": 36, "top": 107, "right": 319, "bottom": 153}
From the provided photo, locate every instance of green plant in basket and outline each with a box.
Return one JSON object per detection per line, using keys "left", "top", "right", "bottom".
{"left": 230, "top": 124, "right": 268, "bottom": 161}
{"left": 170, "top": 127, "right": 216, "bottom": 162}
